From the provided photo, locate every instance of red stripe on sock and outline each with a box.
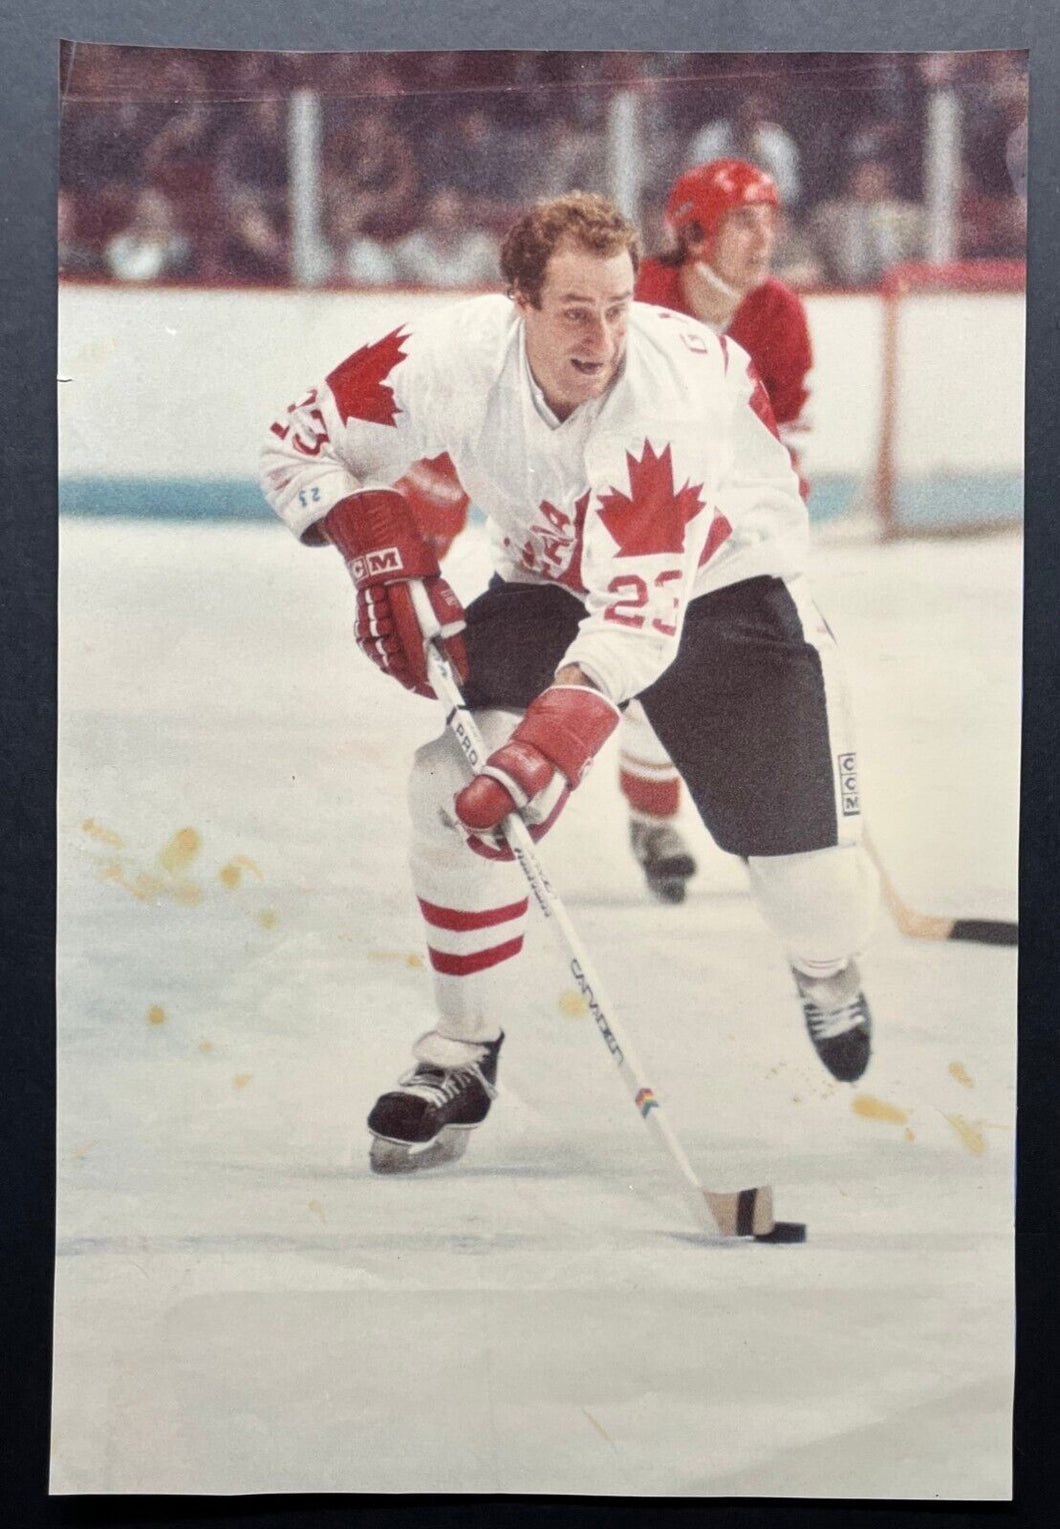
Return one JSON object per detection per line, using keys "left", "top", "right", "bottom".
{"left": 418, "top": 897, "right": 528, "bottom": 931}
{"left": 619, "top": 770, "right": 681, "bottom": 818}
{"left": 428, "top": 936, "right": 525, "bottom": 976}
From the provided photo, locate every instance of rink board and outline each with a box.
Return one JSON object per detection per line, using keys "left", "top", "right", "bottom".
{"left": 58, "top": 281, "right": 1024, "bottom": 535}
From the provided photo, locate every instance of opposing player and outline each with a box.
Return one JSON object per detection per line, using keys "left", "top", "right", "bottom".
{"left": 623, "top": 159, "right": 814, "bottom": 902}
{"left": 261, "top": 192, "right": 879, "bottom": 1172}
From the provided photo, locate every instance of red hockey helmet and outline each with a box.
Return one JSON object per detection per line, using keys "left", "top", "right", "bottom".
{"left": 666, "top": 159, "right": 780, "bottom": 246}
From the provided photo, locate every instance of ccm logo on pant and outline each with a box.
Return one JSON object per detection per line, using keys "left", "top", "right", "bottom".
{"left": 838, "top": 752, "right": 860, "bottom": 816}
{"left": 351, "top": 547, "right": 404, "bottom": 580}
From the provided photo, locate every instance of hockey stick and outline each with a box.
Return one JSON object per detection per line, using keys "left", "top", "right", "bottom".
{"left": 415, "top": 624, "right": 775, "bottom": 1240}
{"left": 863, "top": 832, "right": 1018, "bottom": 947}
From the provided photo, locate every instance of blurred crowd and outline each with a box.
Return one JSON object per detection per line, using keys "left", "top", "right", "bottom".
{"left": 59, "top": 46, "right": 1028, "bottom": 292}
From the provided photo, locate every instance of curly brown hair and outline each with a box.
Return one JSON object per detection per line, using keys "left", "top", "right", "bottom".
{"left": 500, "top": 192, "right": 641, "bottom": 307}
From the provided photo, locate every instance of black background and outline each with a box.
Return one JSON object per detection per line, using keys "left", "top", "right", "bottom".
{"left": 2, "top": 1, "right": 1055, "bottom": 1526}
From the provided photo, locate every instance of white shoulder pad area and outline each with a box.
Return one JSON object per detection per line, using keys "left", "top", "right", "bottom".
{"left": 410, "top": 293, "right": 518, "bottom": 386}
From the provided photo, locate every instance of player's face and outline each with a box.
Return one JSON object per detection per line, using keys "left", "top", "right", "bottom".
{"left": 516, "top": 243, "right": 635, "bottom": 419}
{"left": 705, "top": 203, "right": 777, "bottom": 294}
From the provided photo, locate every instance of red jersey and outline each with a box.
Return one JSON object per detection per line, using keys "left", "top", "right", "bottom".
{"left": 634, "top": 258, "right": 812, "bottom": 444}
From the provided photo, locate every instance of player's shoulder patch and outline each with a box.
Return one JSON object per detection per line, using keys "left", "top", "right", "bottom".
{"left": 632, "top": 300, "right": 721, "bottom": 361}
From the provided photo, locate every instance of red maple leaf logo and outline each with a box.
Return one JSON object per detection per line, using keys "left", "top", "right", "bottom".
{"left": 597, "top": 441, "right": 704, "bottom": 559}
{"left": 326, "top": 327, "right": 410, "bottom": 428}
{"left": 698, "top": 512, "right": 733, "bottom": 566}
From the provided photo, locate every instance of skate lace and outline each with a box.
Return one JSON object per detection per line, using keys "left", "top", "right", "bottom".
{"left": 804, "top": 996, "right": 870, "bottom": 1041}
{"left": 398, "top": 1061, "right": 498, "bottom": 1106}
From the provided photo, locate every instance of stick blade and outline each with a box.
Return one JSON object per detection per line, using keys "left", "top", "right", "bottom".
{"left": 948, "top": 917, "right": 1018, "bottom": 946}
{"left": 704, "top": 1185, "right": 774, "bottom": 1237}
{"left": 754, "top": 1219, "right": 807, "bottom": 1244}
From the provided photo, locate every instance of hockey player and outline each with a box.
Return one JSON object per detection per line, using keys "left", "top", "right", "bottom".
{"left": 392, "top": 160, "right": 814, "bottom": 907}
{"left": 261, "top": 191, "right": 878, "bottom": 1171}
{"left": 622, "top": 158, "right": 814, "bottom": 903}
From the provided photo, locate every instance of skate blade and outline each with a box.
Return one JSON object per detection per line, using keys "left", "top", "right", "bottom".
{"left": 369, "top": 1125, "right": 473, "bottom": 1175}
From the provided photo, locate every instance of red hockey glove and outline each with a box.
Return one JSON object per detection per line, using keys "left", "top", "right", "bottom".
{"left": 455, "top": 685, "right": 620, "bottom": 839}
{"left": 324, "top": 489, "right": 468, "bottom": 698}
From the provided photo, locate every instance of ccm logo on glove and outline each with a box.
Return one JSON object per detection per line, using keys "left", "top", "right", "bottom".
{"left": 350, "top": 547, "right": 404, "bottom": 581}
{"left": 324, "top": 490, "right": 468, "bottom": 699}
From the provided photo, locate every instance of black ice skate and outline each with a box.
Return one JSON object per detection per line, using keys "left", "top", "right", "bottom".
{"left": 793, "top": 961, "right": 872, "bottom": 1083}
{"left": 630, "top": 818, "right": 697, "bottom": 904}
{"left": 367, "top": 1033, "right": 503, "bottom": 1173}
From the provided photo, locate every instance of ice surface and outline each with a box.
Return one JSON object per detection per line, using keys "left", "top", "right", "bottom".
{"left": 52, "top": 517, "right": 1020, "bottom": 1497}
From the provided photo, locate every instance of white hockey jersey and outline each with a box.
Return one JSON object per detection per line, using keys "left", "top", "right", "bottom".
{"left": 261, "top": 294, "right": 808, "bottom": 704}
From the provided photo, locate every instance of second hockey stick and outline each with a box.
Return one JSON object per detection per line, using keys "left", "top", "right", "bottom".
{"left": 416, "top": 622, "right": 776, "bottom": 1240}
{"left": 864, "top": 832, "right": 1018, "bottom": 947}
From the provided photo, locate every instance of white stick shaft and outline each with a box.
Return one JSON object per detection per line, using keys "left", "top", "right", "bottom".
{"left": 424, "top": 640, "right": 748, "bottom": 1236}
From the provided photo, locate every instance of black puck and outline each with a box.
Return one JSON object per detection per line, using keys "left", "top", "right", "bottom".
{"left": 753, "top": 1220, "right": 807, "bottom": 1244}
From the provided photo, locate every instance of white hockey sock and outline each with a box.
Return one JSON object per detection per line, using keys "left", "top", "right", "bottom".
{"left": 408, "top": 713, "right": 530, "bottom": 1043}
{"left": 747, "top": 843, "right": 880, "bottom": 973}
{"left": 412, "top": 1030, "right": 498, "bottom": 1068}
